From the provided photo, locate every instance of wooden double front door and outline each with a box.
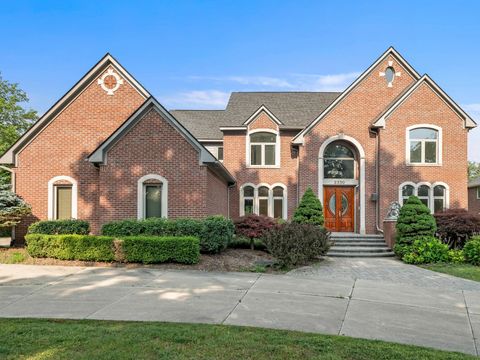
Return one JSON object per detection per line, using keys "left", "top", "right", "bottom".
{"left": 324, "top": 186, "right": 355, "bottom": 232}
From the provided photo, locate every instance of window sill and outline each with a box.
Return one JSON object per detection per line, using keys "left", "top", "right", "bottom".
{"left": 247, "top": 165, "right": 280, "bottom": 169}
{"left": 406, "top": 163, "right": 442, "bottom": 167}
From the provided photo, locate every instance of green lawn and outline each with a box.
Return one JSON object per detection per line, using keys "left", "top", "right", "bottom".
{"left": 0, "top": 319, "right": 473, "bottom": 359}
{"left": 420, "top": 263, "right": 480, "bottom": 282}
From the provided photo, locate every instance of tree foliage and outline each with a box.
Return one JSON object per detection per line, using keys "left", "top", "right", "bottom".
{"left": 233, "top": 214, "right": 277, "bottom": 250}
{"left": 0, "top": 73, "right": 37, "bottom": 185}
{"left": 468, "top": 161, "right": 480, "bottom": 181}
{"left": 395, "top": 196, "right": 437, "bottom": 246}
{"left": 0, "top": 184, "right": 31, "bottom": 228}
{"left": 292, "top": 187, "right": 324, "bottom": 226}
{"left": 434, "top": 209, "right": 480, "bottom": 249}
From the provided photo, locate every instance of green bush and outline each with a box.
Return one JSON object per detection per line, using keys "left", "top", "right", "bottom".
{"left": 448, "top": 249, "right": 465, "bottom": 264}
{"left": 101, "top": 216, "right": 233, "bottom": 253}
{"left": 263, "top": 222, "right": 331, "bottom": 266}
{"left": 121, "top": 236, "right": 200, "bottom": 264}
{"left": 228, "top": 236, "right": 267, "bottom": 251}
{"left": 28, "top": 219, "right": 90, "bottom": 235}
{"left": 397, "top": 236, "right": 449, "bottom": 264}
{"left": 396, "top": 196, "right": 437, "bottom": 246}
{"left": 292, "top": 187, "right": 324, "bottom": 226}
{"left": 464, "top": 237, "right": 480, "bottom": 265}
{"left": 25, "top": 234, "right": 115, "bottom": 261}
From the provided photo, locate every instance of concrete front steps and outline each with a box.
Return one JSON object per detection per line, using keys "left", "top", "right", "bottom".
{"left": 328, "top": 233, "right": 395, "bottom": 257}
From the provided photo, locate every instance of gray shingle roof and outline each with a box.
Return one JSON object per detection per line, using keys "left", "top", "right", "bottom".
{"left": 469, "top": 178, "right": 480, "bottom": 188}
{"left": 170, "top": 92, "right": 341, "bottom": 140}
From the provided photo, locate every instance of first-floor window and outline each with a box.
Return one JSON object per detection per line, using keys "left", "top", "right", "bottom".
{"left": 477, "top": 187, "right": 480, "bottom": 200}
{"left": 145, "top": 184, "right": 162, "bottom": 218}
{"left": 55, "top": 185, "right": 73, "bottom": 219}
{"left": 241, "top": 184, "right": 286, "bottom": 219}
{"left": 399, "top": 182, "right": 449, "bottom": 213}
{"left": 138, "top": 174, "right": 168, "bottom": 219}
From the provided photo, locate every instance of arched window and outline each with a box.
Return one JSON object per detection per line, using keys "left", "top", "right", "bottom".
{"left": 240, "top": 183, "right": 287, "bottom": 219}
{"left": 137, "top": 174, "right": 168, "bottom": 219}
{"left": 243, "top": 185, "right": 254, "bottom": 215}
{"left": 417, "top": 184, "right": 430, "bottom": 208}
{"left": 249, "top": 131, "right": 278, "bottom": 166}
{"left": 48, "top": 176, "right": 77, "bottom": 220}
{"left": 258, "top": 186, "right": 269, "bottom": 216}
{"left": 324, "top": 143, "right": 355, "bottom": 179}
{"left": 433, "top": 185, "right": 447, "bottom": 213}
{"left": 407, "top": 126, "right": 440, "bottom": 164}
{"left": 401, "top": 184, "right": 415, "bottom": 205}
{"left": 385, "top": 67, "right": 395, "bottom": 85}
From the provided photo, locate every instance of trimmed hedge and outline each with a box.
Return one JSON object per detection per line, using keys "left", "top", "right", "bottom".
{"left": 28, "top": 220, "right": 90, "bottom": 235}
{"left": 101, "top": 216, "right": 234, "bottom": 253}
{"left": 25, "top": 234, "right": 115, "bottom": 262}
{"left": 121, "top": 236, "right": 199, "bottom": 264}
{"left": 396, "top": 196, "right": 437, "bottom": 246}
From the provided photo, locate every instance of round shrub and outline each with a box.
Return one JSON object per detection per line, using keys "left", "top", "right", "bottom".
{"left": 263, "top": 222, "right": 331, "bottom": 267}
{"left": 448, "top": 249, "right": 465, "bottom": 264}
{"left": 398, "top": 236, "right": 449, "bottom": 264}
{"left": 464, "top": 237, "right": 480, "bottom": 265}
{"left": 292, "top": 187, "right": 324, "bottom": 226}
{"left": 200, "top": 215, "right": 235, "bottom": 253}
{"left": 396, "top": 196, "right": 437, "bottom": 246}
{"left": 234, "top": 214, "right": 277, "bottom": 250}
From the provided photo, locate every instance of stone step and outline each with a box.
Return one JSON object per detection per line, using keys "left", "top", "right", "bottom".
{"left": 331, "top": 233, "right": 383, "bottom": 239}
{"left": 332, "top": 241, "right": 388, "bottom": 247}
{"left": 329, "top": 246, "right": 392, "bottom": 253}
{"left": 328, "top": 251, "right": 395, "bottom": 258}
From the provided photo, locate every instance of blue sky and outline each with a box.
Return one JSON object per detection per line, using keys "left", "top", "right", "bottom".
{"left": 1, "top": 1, "right": 480, "bottom": 160}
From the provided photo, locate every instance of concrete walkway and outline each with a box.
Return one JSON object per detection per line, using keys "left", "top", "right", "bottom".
{"left": 0, "top": 263, "right": 478, "bottom": 356}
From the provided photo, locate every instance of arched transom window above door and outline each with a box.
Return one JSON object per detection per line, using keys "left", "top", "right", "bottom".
{"left": 323, "top": 142, "right": 356, "bottom": 180}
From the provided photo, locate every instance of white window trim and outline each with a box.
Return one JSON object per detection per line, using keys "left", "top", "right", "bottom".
{"left": 205, "top": 145, "right": 224, "bottom": 162}
{"left": 137, "top": 174, "right": 168, "bottom": 219}
{"left": 405, "top": 124, "right": 442, "bottom": 166}
{"left": 246, "top": 128, "right": 280, "bottom": 168}
{"left": 239, "top": 183, "right": 287, "bottom": 219}
{"left": 48, "top": 175, "right": 78, "bottom": 220}
{"left": 398, "top": 181, "right": 450, "bottom": 212}
{"left": 477, "top": 187, "right": 480, "bottom": 200}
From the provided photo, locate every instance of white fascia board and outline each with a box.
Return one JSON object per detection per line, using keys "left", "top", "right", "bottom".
{"left": 219, "top": 126, "right": 247, "bottom": 131}
{"left": 292, "top": 47, "right": 421, "bottom": 144}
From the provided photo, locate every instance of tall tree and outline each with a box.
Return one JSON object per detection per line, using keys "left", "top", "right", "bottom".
{"left": 0, "top": 73, "right": 37, "bottom": 185}
{"left": 468, "top": 161, "right": 480, "bottom": 181}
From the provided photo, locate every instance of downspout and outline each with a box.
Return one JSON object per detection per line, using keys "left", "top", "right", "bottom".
{"left": 296, "top": 145, "right": 300, "bottom": 205}
{"left": 369, "top": 127, "right": 384, "bottom": 234}
{"left": 227, "top": 183, "right": 235, "bottom": 219}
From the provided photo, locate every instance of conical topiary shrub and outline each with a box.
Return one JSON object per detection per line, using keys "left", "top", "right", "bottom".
{"left": 396, "top": 195, "right": 437, "bottom": 246}
{"left": 292, "top": 187, "right": 324, "bottom": 226}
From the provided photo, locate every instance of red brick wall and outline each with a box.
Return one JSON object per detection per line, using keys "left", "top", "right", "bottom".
{"left": 206, "top": 169, "right": 229, "bottom": 216}
{"left": 98, "top": 108, "right": 226, "bottom": 226}
{"left": 223, "top": 111, "right": 299, "bottom": 219}
{"left": 299, "top": 55, "right": 417, "bottom": 233}
{"left": 469, "top": 187, "right": 480, "bottom": 214}
{"left": 379, "top": 82, "right": 469, "bottom": 220}
{"left": 14, "top": 66, "right": 146, "bottom": 241}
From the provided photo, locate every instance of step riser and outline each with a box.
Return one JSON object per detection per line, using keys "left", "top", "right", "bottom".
{"left": 332, "top": 244, "right": 388, "bottom": 247}
{"left": 329, "top": 249, "right": 392, "bottom": 253}
{"left": 328, "top": 253, "right": 395, "bottom": 258}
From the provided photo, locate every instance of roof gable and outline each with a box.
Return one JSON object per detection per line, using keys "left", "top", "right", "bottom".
{"left": 243, "top": 105, "right": 283, "bottom": 125}
{"left": 373, "top": 75, "right": 477, "bottom": 129}
{"left": 292, "top": 47, "right": 422, "bottom": 144}
{"left": 0, "top": 53, "right": 150, "bottom": 165}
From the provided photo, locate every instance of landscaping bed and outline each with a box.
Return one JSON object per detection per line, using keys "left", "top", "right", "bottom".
{"left": 0, "top": 247, "right": 277, "bottom": 272}
{"left": 0, "top": 318, "right": 473, "bottom": 359}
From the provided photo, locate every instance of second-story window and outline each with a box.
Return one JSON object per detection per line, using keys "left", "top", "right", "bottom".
{"left": 408, "top": 126, "right": 440, "bottom": 165}
{"left": 249, "top": 132, "right": 277, "bottom": 166}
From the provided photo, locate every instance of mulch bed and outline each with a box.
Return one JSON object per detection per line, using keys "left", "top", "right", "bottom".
{"left": 0, "top": 247, "right": 279, "bottom": 273}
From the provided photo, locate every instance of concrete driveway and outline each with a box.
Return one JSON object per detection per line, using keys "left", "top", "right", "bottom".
{"left": 0, "top": 263, "right": 478, "bottom": 356}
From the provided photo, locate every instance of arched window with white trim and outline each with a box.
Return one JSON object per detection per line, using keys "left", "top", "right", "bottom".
{"left": 406, "top": 125, "right": 442, "bottom": 165}
{"left": 240, "top": 183, "right": 287, "bottom": 219}
{"left": 48, "top": 176, "right": 78, "bottom": 220}
{"left": 137, "top": 174, "right": 168, "bottom": 219}
{"left": 398, "top": 181, "right": 449, "bottom": 213}
{"left": 247, "top": 129, "right": 280, "bottom": 167}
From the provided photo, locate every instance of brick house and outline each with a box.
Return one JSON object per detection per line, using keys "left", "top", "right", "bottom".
{"left": 468, "top": 178, "right": 480, "bottom": 214}
{"left": 0, "top": 47, "right": 476, "bottom": 243}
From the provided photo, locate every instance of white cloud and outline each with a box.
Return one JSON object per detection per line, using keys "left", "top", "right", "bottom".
{"left": 464, "top": 104, "right": 480, "bottom": 162}
{"left": 187, "top": 72, "right": 361, "bottom": 92}
{"left": 161, "top": 90, "right": 230, "bottom": 109}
